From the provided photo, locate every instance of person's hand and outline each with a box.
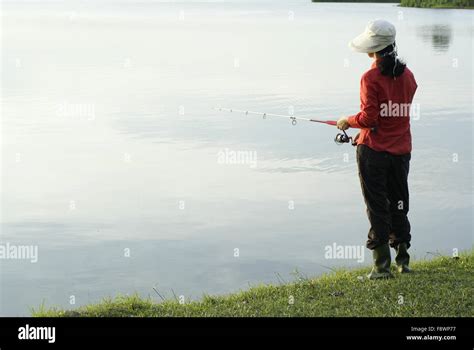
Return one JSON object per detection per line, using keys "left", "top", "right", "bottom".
{"left": 337, "top": 117, "right": 350, "bottom": 130}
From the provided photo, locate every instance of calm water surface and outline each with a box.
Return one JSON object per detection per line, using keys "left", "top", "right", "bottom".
{"left": 1, "top": 0, "right": 472, "bottom": 315}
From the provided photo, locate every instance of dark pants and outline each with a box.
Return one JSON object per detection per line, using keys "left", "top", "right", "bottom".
{"left": 356, "top": 144, "right": 411, "bottom": 250}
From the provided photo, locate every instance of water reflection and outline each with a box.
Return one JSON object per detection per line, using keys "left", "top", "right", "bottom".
{"left": 417, "top": 25, "right": 452, "bottom": 53}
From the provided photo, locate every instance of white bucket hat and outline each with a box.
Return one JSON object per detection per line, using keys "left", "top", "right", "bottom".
{"left": 349, "top": 19, "right": 396, "bottom": 53}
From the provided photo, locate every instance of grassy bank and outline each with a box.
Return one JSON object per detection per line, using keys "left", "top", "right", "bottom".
{"left": 33, "top": 250, "right": 473, "bottom": 317}
{"left": 400, "top": 0, "right": 474, "bottom": 8}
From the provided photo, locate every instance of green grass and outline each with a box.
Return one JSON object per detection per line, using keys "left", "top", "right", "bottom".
{"left": 33, "top": 250, "right": 473, "bottom": 317}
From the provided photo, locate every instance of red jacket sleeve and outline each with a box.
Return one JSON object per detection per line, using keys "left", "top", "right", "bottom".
{"left": 347, "top": 74, "right": 379, "bottom": 129}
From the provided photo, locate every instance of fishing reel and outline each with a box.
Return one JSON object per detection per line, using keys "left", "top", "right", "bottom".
{"left": 334, "top": 130, "right": 353, "bottom": 145}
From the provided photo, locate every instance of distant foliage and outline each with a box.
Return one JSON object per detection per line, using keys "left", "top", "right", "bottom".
{"left": 311, "top": 0, "right": 474, "bottom": 6}
{"left": 400, "top": 0, "right": 474, "bottom": 7}
{"left": 311, "top": 0, "right": 399, "bottom": 2}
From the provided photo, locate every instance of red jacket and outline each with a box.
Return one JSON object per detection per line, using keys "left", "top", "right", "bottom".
{"left": 348, "top": 61, "right": 418, "bottom": 155}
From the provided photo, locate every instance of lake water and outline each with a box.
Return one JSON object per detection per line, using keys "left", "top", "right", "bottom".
{"left": 1, "top": 0, "right": 472, "bottom": 315}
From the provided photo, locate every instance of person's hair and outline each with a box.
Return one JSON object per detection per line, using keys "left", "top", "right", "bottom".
{"left": 375, "top": 42, "right": 406, "bottom": 78}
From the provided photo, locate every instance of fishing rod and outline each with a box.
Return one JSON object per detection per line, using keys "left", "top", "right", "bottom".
{"left": 214, "top": 107, "right": 354, "bottom": 145}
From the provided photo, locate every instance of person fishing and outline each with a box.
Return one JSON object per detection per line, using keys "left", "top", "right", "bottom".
{"left": 336, "top": 20, "right": 418, "bottom": 279}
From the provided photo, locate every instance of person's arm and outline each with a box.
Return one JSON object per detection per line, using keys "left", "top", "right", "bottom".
{"left": 347, "top": 74, "right": 379, "bottom": 129}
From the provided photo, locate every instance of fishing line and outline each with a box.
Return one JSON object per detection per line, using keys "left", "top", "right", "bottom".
{"left": 214, "top": 107, "right": 354, "bottom": 145}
